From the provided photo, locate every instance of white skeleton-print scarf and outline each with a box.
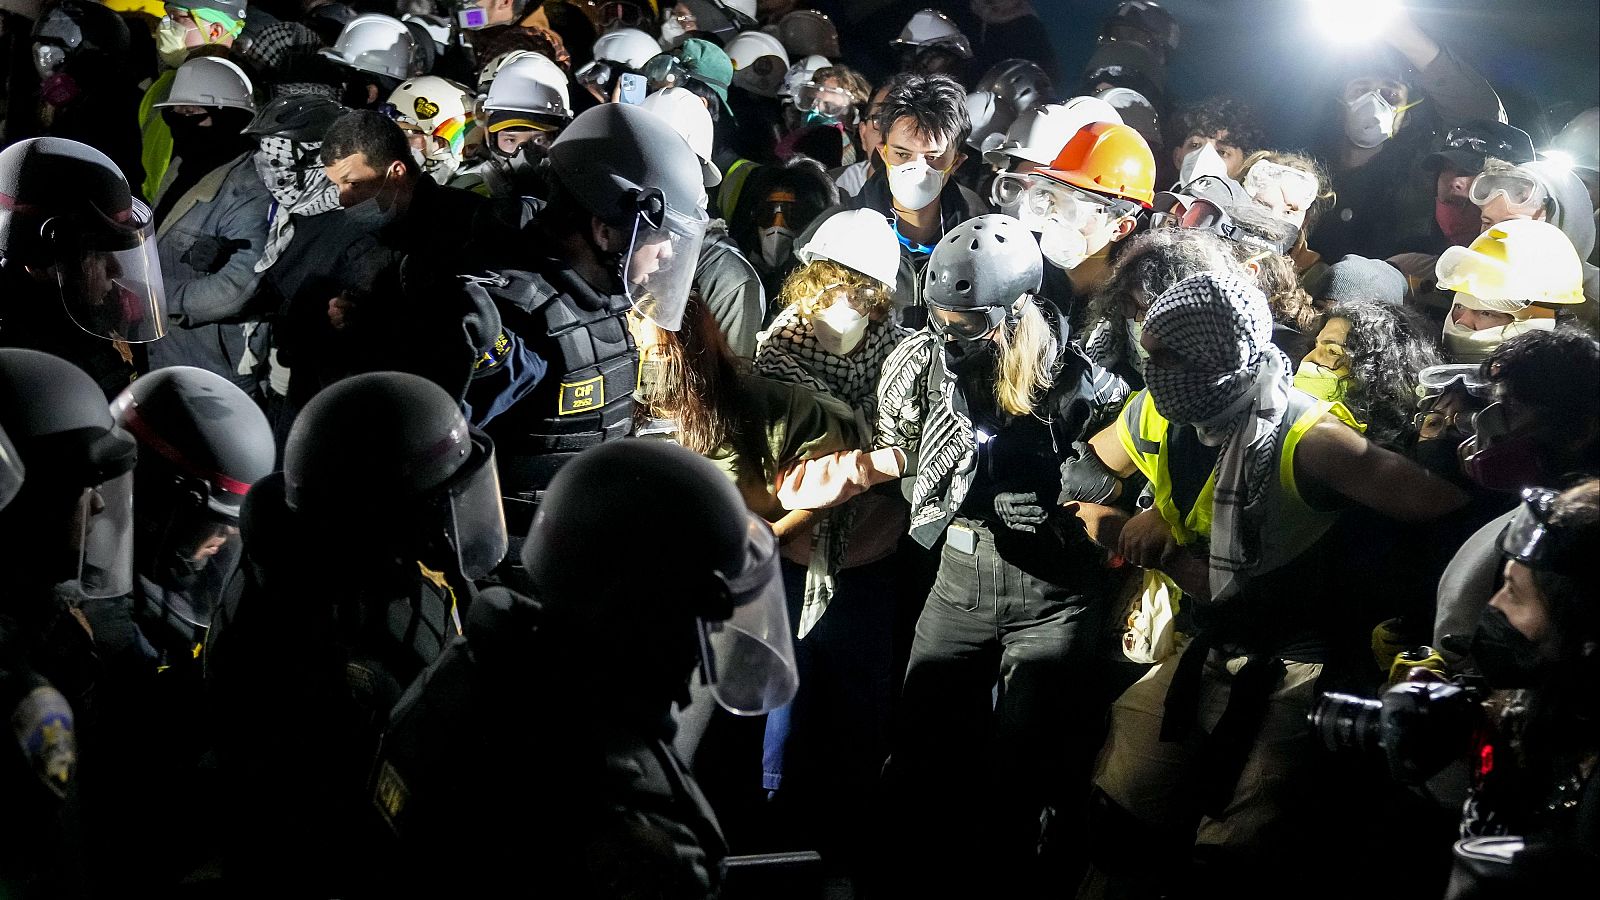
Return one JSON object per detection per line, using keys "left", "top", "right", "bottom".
{"left": 253, "top": 136, "right": 343, "bottom": 274}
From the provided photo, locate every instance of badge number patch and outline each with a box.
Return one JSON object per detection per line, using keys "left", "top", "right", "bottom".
{"left": 558, "top": 376, "right": 604, "bottom": 415}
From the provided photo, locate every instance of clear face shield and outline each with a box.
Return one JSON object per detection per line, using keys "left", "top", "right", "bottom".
{"left": 439, "top": 432, "right": 509, "bottom": 580}
{"left": 78, "top": 471, "right": 135, "bottom": 599}
{"left": 1243, "top": 160, "right": 1319, "bottom": 231}
{"left": 695, "top": 517, "right": 800, "bottom": 716}
{"left": 623, "top": 192, "right": 710, "bottom": 332}
{"left": 42, "top": 199, "right": 168, "bottom": 343}
{"left": 0, "top": 425, "right": 22, "bottom": 512}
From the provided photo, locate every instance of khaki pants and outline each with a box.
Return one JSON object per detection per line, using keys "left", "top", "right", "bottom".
{"left": 1092, "top": 638, "right": 1324, "bottom": 852}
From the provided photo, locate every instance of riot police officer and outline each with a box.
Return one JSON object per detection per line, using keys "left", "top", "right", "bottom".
{"left": 370, "top": 440, "right": 799, "bottom": 897}
{"left": 0, "top": 137, "right": 168, "bottom": 398}
{"left": 451, "top": 101, "right": 710, "bottom": 534}
{"left": 205, "top": 371, "right": 508, "bottom": 895}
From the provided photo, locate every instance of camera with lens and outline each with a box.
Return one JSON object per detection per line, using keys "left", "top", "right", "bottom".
{"left": 1310, "top": 678, "right": 1486, "bottom": 784}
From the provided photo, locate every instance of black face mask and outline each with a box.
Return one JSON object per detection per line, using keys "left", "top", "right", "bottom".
{"left": 1471, "top": 605, "right": 1550, "bottom": 688}
{"left": 1412, "top": 435, "right": 1466, "bottom": 479}
{"left": 943, "top": 336, "right": 998, "bottom": 376}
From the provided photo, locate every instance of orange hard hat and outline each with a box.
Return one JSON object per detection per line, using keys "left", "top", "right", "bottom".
{"left": 1035, "top": 121, "right": 1156, "bottom": 208}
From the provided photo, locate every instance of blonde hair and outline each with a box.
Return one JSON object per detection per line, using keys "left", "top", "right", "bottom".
{"left": 777, "top": 258, "right": 895, "bottom": 321}
{"left": 992, "top": 298, "right": 1058, "bottom": 417}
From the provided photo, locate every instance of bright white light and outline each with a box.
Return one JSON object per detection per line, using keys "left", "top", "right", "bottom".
{"left": 1541, "top": 149, "right": 1576, "bottom": 171}
{"left": 1308, "top": 0, "right": 1401, "bottom": 44}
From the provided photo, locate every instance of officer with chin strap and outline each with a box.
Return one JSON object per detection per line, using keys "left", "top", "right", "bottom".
{"left": 438, "top": 102, "right": 712, "bottom": 537}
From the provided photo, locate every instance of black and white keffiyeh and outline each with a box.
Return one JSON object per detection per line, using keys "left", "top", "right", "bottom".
{"left": 755, "top": 305, "right": 911, "bottom": 636}
{"left": 254, "top": 136, "right": 342, "bottom": 274}
{"left": 1141, "top": 271, "right": 1291, "bottom": 604}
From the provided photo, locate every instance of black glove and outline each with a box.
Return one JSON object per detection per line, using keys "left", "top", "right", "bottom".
{"left": 994, "top": 491, "right": 1048, "bottom": 533}
{"left": 1058, "top": 440, "right": 1120, "bottom": 505}
{"left": 180, "top": 236, "right": 250, "bottom": 274}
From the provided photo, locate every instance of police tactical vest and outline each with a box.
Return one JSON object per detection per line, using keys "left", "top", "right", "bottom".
{"left": 480, "top": 261, "right": 636, "bottom": 454}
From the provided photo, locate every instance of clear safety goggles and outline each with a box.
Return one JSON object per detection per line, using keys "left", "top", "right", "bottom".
{"left": 641, "top": 54, "right": 726, "bottom": 95}
{"left": 590, "top": 1, "right": 651, "bottom": 30}
{"left": 1498, "top": 486, "right": 1576, "bottom": 574}
{"left": 1468, "top": 169, "right": 1546, "bottom": 212}
{"left": 818, "top": 281, "right": 889, "bottom": 313}
{"left": 576, "top": 58, "right": 630, "bottom": 91}
{"left": 1149, "top": 192, "right": 1229, "bottom": 231}
{"left": 1017, "top": 178, "right": 1114, "bottom": 233}
{"left": 792, "top": 82, "right": 853, "bottom": 120}
{"left": 1416, "top": 363, "right": 1493, "bottom": 401}
{"left": 1243, "top": 160, "right": 1319, "bottom": 212}
{"left": 42, "top": 198, "right": 168, "bottom": 343}
{"left": 697, "top": 517, "right": 799, "bottom": 716}
{"left": 1442, "top": 125, "right": 1529, "bottom": 162}
{"left": 989, "top": 171, "right": 1030, "bottom": 210}
{"left": 623, "top": 192, "right": 711, "bottom": 332}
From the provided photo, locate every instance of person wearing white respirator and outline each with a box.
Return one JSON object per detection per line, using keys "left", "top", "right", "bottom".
{"left": 1014, "top": 121, "right": 1156, "bottom": 319}
{"left": 1313, "top": 3, "right": 1504, "bottom": 264}
{"left": 1435, "top": 219, "right": 1586, "bottom": 364}
{"left": 750, "top": 209, "right": 911, "bottom": 868}
{"left": 792, "top": 73, "right": 987, "bottom": 324}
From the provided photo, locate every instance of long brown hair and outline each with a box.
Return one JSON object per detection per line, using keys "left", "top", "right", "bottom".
{"left": 633, "top": 294, "right": 771, "bottom": 478}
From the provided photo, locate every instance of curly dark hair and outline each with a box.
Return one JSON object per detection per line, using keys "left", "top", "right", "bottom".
{"left": 1325, "top": 299, "right": 1443, "bottom": 451}
{"left": 1091, "top": 227, "right": 1238, "bottom": 327}
{"left": 1168, "top": 95, "right": 1267, "bottom": 158}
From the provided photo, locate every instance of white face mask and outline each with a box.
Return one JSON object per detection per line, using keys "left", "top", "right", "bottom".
{"left": 757, "top": 226, "right": 795, "bottom": 270}
{"left": 1440, "top": 315, "right": 1552, "bottom": 364}
{"left": 1344, "top": 90, "right": 1398, "bottom": 150}
{"left": 659, "top": 17, "right": 688, "bottom": 50}
{"left": 1178, "top": 141, "right": 1228, "bottom": 185}
{"left": 156, "top": 16, "right": 192, "bottom": 70}
{"left": 885, "top": 158, "right": 947, "bottom": 211}
{"left": 814, "top": 301, "right": 869, "bottom": 356}
{"left": 1039, "top": 219, "right": 1090, "bottom": 271}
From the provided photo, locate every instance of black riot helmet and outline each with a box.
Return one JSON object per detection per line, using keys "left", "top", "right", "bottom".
{"left": 547, "top": 102, "right": 711, "bottom": 331}
{"left": 110, "top": 367, "right": 274, "bottom": 626}
{"left": 0, "top": 138, "right": 168, "bottom": 343}
{"left": 521, "top": 440, "right": 798, "bottom": 716}
{"left": 0, "top": 348, "right": 138, "bottom": 595}
{"left": 283, "top": 372, "right": 508, "bottom": 580}
{"left": 243, "top": 94, "right": 349, "bottom": 143}
{"left": 30, "top": 0, "right": 131, "bottom": 78}
{"left": 977, "top": 59, "right": 1054, "bottom": 116}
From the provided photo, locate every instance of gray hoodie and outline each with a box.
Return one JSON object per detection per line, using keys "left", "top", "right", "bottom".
{"left": 1523, "top": 160, "right": 1599, "bottom": 324}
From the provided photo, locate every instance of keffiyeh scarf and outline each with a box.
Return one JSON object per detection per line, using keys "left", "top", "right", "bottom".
{"left": 1141, "top": 272, "right": 1290, "bottom": 604}
{"left": 254, "top": 136, "right": 342, "bottom": 274}
{"left": 755, "top": 305, "right": 910, "bottom": 636}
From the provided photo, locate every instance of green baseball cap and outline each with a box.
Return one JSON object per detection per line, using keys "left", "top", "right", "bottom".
{"left": 672, "top": 38, "right": 733, "bottom": 114}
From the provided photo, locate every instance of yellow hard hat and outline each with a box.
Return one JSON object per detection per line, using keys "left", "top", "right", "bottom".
{"left": 1435, "top": 218, "right": 1585, "bottom": 310}
{"left": 102, "top": 0, "right": 168, "bottom": 18}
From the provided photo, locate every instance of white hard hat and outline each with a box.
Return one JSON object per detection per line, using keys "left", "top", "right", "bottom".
{"left": 778, "top": 54, "right": 830, "bottom": 98}
{"left": 591, "top": 27, "right": 661, "bottom": 71}
{"left": 890, "top": 8, "right": 972, "bottom": 59}
{"left": 1547, "top": 107, "right": 1599, "bottom": 172}
{"left": 320, "top": 13, "right": 415, "bottom": 81}
{"left": 484, "top": 54, "right": 572, "bottom": 120}
{"left": 156, "top": 57, "right": 255, "bottom": 112}
{"left": 724, "top": 0, "right": 757, "bottom": 19}
{"left": 387, "top": 77, "right": 472, "bottom": 140}
{"left": 640, "top": 87, "right": 720, "bottom": 188}
{"left": 402, "top": 13, "right": 451, "bottom": 52}
{"left": 984, "top": 97, "right": 1123, "bottom": 169}
{"left": 798, "top": 209, "right": 901, "bottom": 291}
{"left": 725, "top": 30, "right": 789, "bottom": 71}
{"left": 776, "top": 10, "right": 841, "bottom": 59}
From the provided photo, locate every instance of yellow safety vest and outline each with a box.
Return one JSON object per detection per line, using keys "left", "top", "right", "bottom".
{"left": 1115, "top": 387, "right": 1360, "bottom": 571}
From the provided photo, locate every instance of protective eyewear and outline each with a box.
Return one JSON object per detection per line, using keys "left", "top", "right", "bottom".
{"left": 1498, "top": 486, "right": 1573, "bottom": 573}
{"left": 926, "top": 303, "right": 1006, "bottom": 341}
{"left": 1020, "top": 179, "right": 1112, "bottom": 231}
{"left": 1217, "top": 216, "right": 1300, "bottom": 256}
{"left": 1416, "top": 363, "right": 1493, "bottom": 400}
{"left": 577, "top": 58, "right": 630, "bottom": 90}
{"left": 819, "top": 282, "right": 888, "bottom": 312}
{"left": 1443, "top": 126, "right": 1533, "bottom": 163}
{"left": 40, "top": 199, "right": 168, "bottom": 344}
{"left": 990, "top": 171, "right": 1030, "bottom": 209}
{"left": 642, "top": 54, "right": 726, "bottom": 93}
{"left": 591, "top": 1, "right": 650, "bottom": 30}
{"left": 1468, "top": 170, "right": 1545, "bottom": 212}
{"left": 1149, "top": 194, "right": 1229, "bottom": 231}
{"left": 1243, "top": 161, "right": 1319, "bottom": 211}
{"left": 792, "top": 82, "right": 853, "bottom": 120}
{"left": 1412, "top": 409, "right": 1473, "bottom": 437}
{"left": 1340, "top": 80, "right": 1406, "bottom": 108}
